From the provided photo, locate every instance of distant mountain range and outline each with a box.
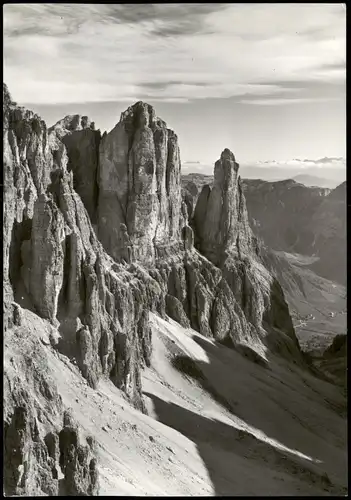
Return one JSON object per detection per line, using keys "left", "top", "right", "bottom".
{"left": 292, "top": 174, "right": 338, "bottom": 188}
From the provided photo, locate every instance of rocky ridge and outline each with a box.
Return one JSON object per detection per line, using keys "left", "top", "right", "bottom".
{"left": 4, "top": 83, "right": 302, "bottom": 495}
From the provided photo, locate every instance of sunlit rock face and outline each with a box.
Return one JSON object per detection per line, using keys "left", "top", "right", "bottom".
{"left": 98, "top": 101, "right": 183, "bottom": 265}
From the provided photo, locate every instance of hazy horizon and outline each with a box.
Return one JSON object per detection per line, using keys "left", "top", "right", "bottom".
{"left": 4, "top": 3, "right": 346, "bottom": 168}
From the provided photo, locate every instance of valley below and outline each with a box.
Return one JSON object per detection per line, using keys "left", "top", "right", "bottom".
{"left": 263, "top": 250, "right": 346, "bottom": 354}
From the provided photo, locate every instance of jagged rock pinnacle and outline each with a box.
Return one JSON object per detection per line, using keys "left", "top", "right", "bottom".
{"left": 193, "top": 148, "right": 247, "bottom": 264}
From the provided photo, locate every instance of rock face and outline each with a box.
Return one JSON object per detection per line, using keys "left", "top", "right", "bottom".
{"left": 183, "top": 176, "right": 332, "bottom": 255}
{"left": 4, "top": 84, "right": 304, "bottom": 495}
{"left": 98, "top": 101, "right": 183, "bottom": 264}
{"left": 4, "top": 84, "right": 301, "bottom": 378}
{"left": 4, "top": 403, "right": 99, "bottom": 496}
{"left": 184, "top": 173, "right": 346, "bottom": 287}
{"left": 188, "top": 152, "right": 299, "bottom": 358}
{"left": 4, "top": 305, "right": 99, "bottom": 497}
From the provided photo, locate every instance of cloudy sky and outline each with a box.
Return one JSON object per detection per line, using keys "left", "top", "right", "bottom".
{"left": 3, "top": 3, "right": 346, "bottom": 170}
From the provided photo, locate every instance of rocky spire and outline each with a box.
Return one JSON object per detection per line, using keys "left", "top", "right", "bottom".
{"left": 193, "top": 148, "right": 252, "bottom": 266}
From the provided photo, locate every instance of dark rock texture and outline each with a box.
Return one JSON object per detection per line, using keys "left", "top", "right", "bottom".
{"left": 4, "top": 393, "right": 99, "bottom": 496}
{"left": 4, "top": 403, "right": 60, "bottom": 496}
{"left": 59, "top": 410, "right": 99, "bottom": 496}
{"left": 49, "top": 115, "right": 101, "bottom": 224}
{"left": 3, "top": 305, "right": 99, "bottom": 497}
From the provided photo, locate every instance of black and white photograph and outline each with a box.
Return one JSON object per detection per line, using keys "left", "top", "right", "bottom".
{"left": 3, "top": 3, "right": 347, "bottom": 496}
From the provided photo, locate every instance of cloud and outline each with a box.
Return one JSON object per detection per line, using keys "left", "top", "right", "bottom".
{"left": 3, "top": 4, "right": 346, "bottom": 105}
{"left": 253, "top": 157, "right": 346, "bottom": 170}
{"left": 240, "top": 97, "right": 342, "bottom": 106}
{"left": 303, "top": 156, "right": 346, "bottom": 165}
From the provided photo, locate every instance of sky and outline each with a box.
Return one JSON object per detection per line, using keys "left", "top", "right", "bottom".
{"left": 3, "top": 3, "right": 346, "bottom": 175}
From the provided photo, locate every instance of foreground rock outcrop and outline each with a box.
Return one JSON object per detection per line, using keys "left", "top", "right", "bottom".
{"left": 4, "top": 304, "right": 99, "bottom": 496}
{"left": 4, "top": 83, "right": 305, "bottom": 495}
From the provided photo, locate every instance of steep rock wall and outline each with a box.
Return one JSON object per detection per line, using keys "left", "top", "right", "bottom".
{"left": 193, "top": 149, "right": 252, "bottom": 264}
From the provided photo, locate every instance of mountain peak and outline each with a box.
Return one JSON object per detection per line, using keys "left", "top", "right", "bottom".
{"left": 49, "top": 114, "right": 96, "bottom": 135}
{"left": 215, "top": 148, "right": 239, "bottom": 179}
{"left": 119, "top": 100, "right": 168, "bottom": 130}
{"left": 221, "top": 148, "right": 236, "bottom": 162}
